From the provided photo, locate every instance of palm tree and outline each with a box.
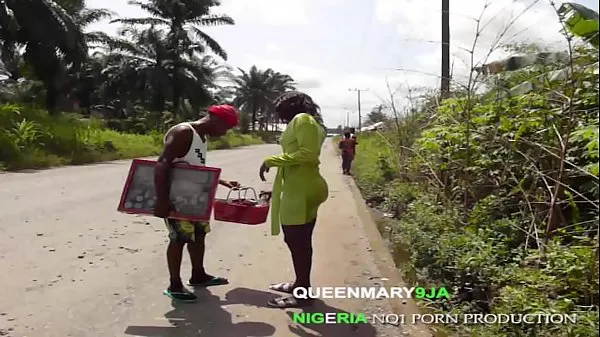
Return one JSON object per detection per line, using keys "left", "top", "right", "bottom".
{"left": 100, "top": 26, "right": 216, "bottom": 116}
{"left": 266, "top": 71, "right": 294, "bottom": 129}
{"left": 0, "top": 0, "right": 88, "bottom": 113}
{"left": 63, "top": 5, "right": 117, "bottom": 114}
{"left": 111, "top": 0, "right": 233, "bottom": 114}
{"left": 232, "top": 66, "right": 295, "bottom": 132}
{"left": 112, "top": 0, "right": 234, "bottom": 60}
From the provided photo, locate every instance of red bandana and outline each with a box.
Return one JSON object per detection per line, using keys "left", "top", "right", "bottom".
{"left": 208, "top": 105, "right": 239, "bottom": 127}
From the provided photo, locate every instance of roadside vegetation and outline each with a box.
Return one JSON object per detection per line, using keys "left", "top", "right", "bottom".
{"left": 0, "top": 0, "right": 293, "bottom": 170}
{"left": 349, "top": 3, "right": 599, "bottom": 337}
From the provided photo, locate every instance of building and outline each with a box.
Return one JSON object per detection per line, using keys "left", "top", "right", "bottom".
{"left": 360, "top": 121, "right": 385, "bottom": 132}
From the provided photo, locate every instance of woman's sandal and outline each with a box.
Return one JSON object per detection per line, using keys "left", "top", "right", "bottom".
{"left": 269, "top": 282, "right": 295, "bottom": 294}
{"left": 267, "top": 296, "right": 313, "bottom": 308}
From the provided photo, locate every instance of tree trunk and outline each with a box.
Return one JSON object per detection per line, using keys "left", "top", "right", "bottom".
{"left": 251, "top": 105, "right": 257, "bottom": 131}
{"left": 153, "top": 91, "right": 165, "bottom": 113}
{"left": 45, "top": 83, "right": 59, "bottom": 115}
{"left": 172, "top": 59, "right": 181, "bottom": 117}
{"left": 173, "top": 84, "right": 180, "bottom": 118}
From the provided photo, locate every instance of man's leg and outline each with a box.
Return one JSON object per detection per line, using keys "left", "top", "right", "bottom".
{"left": 167, "top": 241, "right": 185, "bottom": 290}
{"left": 164, "top": 219, "right": 197, "bottom": 302}
{"left": 187, "top": 222, "right": 228, "bottom": 287}
{"left": 188, "top": 230, "right": 207, "bottom": 281}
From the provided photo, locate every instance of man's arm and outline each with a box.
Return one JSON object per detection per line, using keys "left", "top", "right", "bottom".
{"left": 153, "top": 127, "right": 191, "bottom": 216}
{"left": 219, "top": 179, "right": 235, "bottom": 188}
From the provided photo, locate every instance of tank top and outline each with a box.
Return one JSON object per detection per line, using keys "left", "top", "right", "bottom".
{"left": 163, "top": 122, "right": 207, "bottom": 166}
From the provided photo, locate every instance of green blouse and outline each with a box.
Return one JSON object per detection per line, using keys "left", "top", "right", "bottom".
{"left": 263, "top": 113, "right": 329, "bottom": 235}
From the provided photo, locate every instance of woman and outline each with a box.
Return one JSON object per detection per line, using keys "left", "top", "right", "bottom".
{"left": 259, "top": 91, "right": 329, "bottom": 308}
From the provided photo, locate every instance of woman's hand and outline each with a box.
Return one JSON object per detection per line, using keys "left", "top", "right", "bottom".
{"left": 259, "top": 163, "right": 270, "bottom": 181}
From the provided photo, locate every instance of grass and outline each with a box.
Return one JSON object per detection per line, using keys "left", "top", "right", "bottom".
{"left": 0, "top": 104, "right": 263, "bottom": 171}
{"left": 334, "top": 133, "right": 397, "bottom": 195}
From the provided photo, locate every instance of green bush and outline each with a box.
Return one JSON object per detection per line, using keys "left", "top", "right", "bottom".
{"left": 208, "top": 130, "right": 264, "bottom": 150}
{"left": 355, "top": 133, "right": 599, "bottom": 336}
{"left": 252, "top": 130, "right": 281, "bottom": 143}
{"left": 350, "top": 46, "right": 599, "bottom": 337}
{"left": 0, "top": 104, "right": 263, "bottom": 170}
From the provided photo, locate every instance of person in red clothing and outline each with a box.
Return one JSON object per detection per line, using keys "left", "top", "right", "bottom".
{"left": 339, "top": 131, "right": 357, "bottom": 175}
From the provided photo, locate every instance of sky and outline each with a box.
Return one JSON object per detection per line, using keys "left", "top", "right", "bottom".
{"left": 86, "top": 0, "right": 599, "bottom": 128}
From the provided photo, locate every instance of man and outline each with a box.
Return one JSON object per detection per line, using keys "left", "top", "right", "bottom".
{"left": 339, "top": 131, "right": 356, "bottom": 175}
{"left": 154, "top": 105, "right": 240, "bottom": 302}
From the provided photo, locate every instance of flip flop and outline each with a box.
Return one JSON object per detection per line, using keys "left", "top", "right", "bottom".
{"left": 187, "top": 276, "right": 229, "bottom": 287}
{"left": 163, "top": 289, "right": 197, "bottom": 303}
{"left": 269, "top": 282, "right": 295, "bottom": 294}
{"left": 267, "top": 296, "right": 313, "bottom": 309}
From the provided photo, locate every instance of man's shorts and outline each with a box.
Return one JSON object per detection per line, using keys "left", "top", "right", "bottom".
{"left": 164, "top": 219, "right": 210, "bottom": 243}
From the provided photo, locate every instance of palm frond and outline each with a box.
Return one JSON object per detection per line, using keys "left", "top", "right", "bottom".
{"left": 85, "top": 31, "right": 116, "bottom": 45}
{"left": 188, "top": 25, "right": 227, "bottom": 59}
{"left": 191, "top": 14, "right": 234, "bottom": 26}
{"left": 111, "top": 17, "right": 168, "bottom": 26}
{"left": 10, "top": 0, "right": 88, "bottom": 66}
{"left": 127, "top": 1, "right": 165, "bottom": 18}
{"left": 77, "top": 8, "right": 115, "bottom": 26}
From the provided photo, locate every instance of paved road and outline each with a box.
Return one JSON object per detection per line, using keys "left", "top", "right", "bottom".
{"left": 0, "top": 142, "right": 412, "bottom": 337}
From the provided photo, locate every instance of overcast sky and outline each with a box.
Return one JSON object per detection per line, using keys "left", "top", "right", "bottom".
{"left": 87, "top": 0, "right": 599, "bottom": 127}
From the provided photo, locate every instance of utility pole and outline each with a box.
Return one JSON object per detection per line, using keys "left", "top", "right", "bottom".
{"left": 441, "top": 0, "right": 450, "bottom": 96}
{"left": 349, "top": 88, "right": 368, "bottom": 132}
{"left": 346, "top": 111, "right": 350, "bottom": 128}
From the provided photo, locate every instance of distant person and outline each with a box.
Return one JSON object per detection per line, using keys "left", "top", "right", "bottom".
{"left": 153, "top": 105, "right": 240, "bottom": 303}
{"left": 259, "top": 91, "right": 329, "bottom": 308}
{"left": 347, "top": 127, "right": 358, "bottom": 156}
{"left": 339, "top": 132, "right": 356, "bottom": 175}
{"left": 349, "top": 127, "right": 358, "bottom": 144}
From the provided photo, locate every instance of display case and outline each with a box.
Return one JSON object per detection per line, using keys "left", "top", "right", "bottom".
{"left": 117, "top": 159, "right": 221, "bottom": 221}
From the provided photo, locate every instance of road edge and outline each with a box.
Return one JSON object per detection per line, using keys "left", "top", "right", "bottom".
{"left": 339, "top": 145, "right": 433, "bottom": 337}
{"left": 0, "top": 145, "right": 270, "bottom": 174}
